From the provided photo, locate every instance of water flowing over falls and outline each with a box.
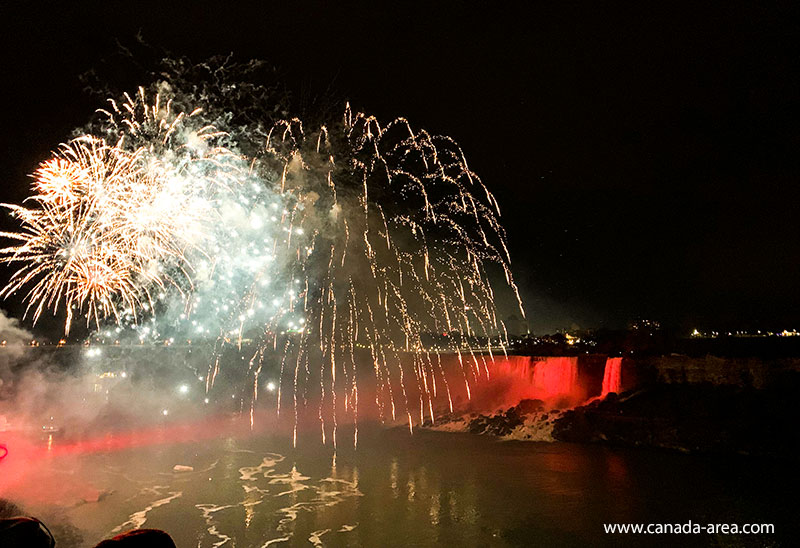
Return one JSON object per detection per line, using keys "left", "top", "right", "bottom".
{"left": 378, "top": 354, "right": 621, "bottom": 422}
{"left": 269, "top": 353, "right": 593, "bottom": 438}
{"left": 532, "top": 357, "right": 580, "bottom": 402}
{"left": 465, "top": 356, "right": 585, "bottom": 412}
{"left": 420, "top": 355, "right": 631, "bottom": 443}
{"left": 465, "top": 355, "right": 631, "bottom": 414}
{"left": 601, "top": 357, "right": 623, "bottom": 397}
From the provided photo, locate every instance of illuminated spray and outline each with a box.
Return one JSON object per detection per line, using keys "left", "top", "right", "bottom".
{"left": 0, "top": 84, "right": 525, "bottom": 446}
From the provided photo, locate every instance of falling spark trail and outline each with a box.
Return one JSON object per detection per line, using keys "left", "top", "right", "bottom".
{"left": 1, "top": 82, "right": 525, "bottom": 441}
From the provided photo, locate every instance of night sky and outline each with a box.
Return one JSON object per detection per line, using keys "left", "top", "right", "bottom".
{"left": 1, "top": 1, "right": 798, "bottom": 334}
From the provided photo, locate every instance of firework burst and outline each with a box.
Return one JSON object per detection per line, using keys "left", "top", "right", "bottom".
{"left": 1, "top": 82, "right": 524, "bottom": 445}
{"left": 0, "top": 90, "right": 239, "bottom": 332}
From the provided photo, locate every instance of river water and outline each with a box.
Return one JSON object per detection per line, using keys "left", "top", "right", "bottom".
{"left": 4, "top": 428, "right": 797, "bottom": 547}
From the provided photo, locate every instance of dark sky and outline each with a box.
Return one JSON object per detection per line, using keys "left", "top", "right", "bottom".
{"left": 1, "top": 1, "right": 799, "bottom": 334}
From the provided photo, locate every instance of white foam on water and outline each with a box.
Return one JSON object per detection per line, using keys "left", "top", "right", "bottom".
{"left": 79, "top": 449, "right": 361, "bottom": 546}
{"left": 308, "top": 528, "right": 330, "bottom": 547}
{"left": 261, "top": 535, "right": 291, "bottom": 547}
{"left": 238, "top": 453, "right": 286, "bottom": 481}
{"left": 196, "top": 503, "right": 237, "bottom": 547}
{"left": 111, "top": 490, "right": 182, "bottom": 533}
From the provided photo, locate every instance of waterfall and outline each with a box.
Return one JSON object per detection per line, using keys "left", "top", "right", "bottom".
{"left": 532, "top": 356, "right": 579, "bottom": 399}
{"left": 475, "top": 355, "right": 583, "bottom": 410}
{"left": 601, "top": 357, "right": 623, "bottom": 396}
{"left": 491, "top": 355, "right": 536, "bottom": 382}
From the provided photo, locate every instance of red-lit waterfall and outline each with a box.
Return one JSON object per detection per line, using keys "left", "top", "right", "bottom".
{"left": 601, "top": 357, "right": 623, "bottom": 396}
{"left": 477, "top": 356, "right": 582, "bottom": 410}
{"left": 440, "top": 355, "right": 627, "bottom": 415}
{"left": 532, "top": 357, "right": 579, "bottom": 400}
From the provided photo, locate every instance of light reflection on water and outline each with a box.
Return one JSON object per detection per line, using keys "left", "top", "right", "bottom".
{"left": 6, "top": 430, "right": 799, "bottom": 547}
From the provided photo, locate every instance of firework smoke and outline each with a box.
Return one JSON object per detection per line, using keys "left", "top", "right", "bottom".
{"left": 1, "top": 71, "right": 524, "bottom": 445}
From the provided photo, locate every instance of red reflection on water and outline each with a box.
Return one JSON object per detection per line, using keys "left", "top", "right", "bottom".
{"left": 45, "top": 414, "right": 256, "bottom": 458}
{"left": 605, "top": 452, "right": 629, "bottom": 484}
{"left": 0, "top": 412, "right": 271, "bottom": 502}
{"left": 601, "top": 357, "right": 623, "bottom": 396}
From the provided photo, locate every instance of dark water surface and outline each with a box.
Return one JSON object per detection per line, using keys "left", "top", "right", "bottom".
{"left": 8, "top": 429, "right": 797, "bottom": 547}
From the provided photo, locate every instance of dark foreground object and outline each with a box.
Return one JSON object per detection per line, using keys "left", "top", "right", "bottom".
{"left": 94, "top": 528, "right": 177, "bottom": 547}
{"left": 0, "top": 517, "right": 55, "bottom": 547}
{"left": 553, "top": 376, "right": 800, "bottom": 456}
{"left": 0, "top": 513, "right": 174, "bottom": 547}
